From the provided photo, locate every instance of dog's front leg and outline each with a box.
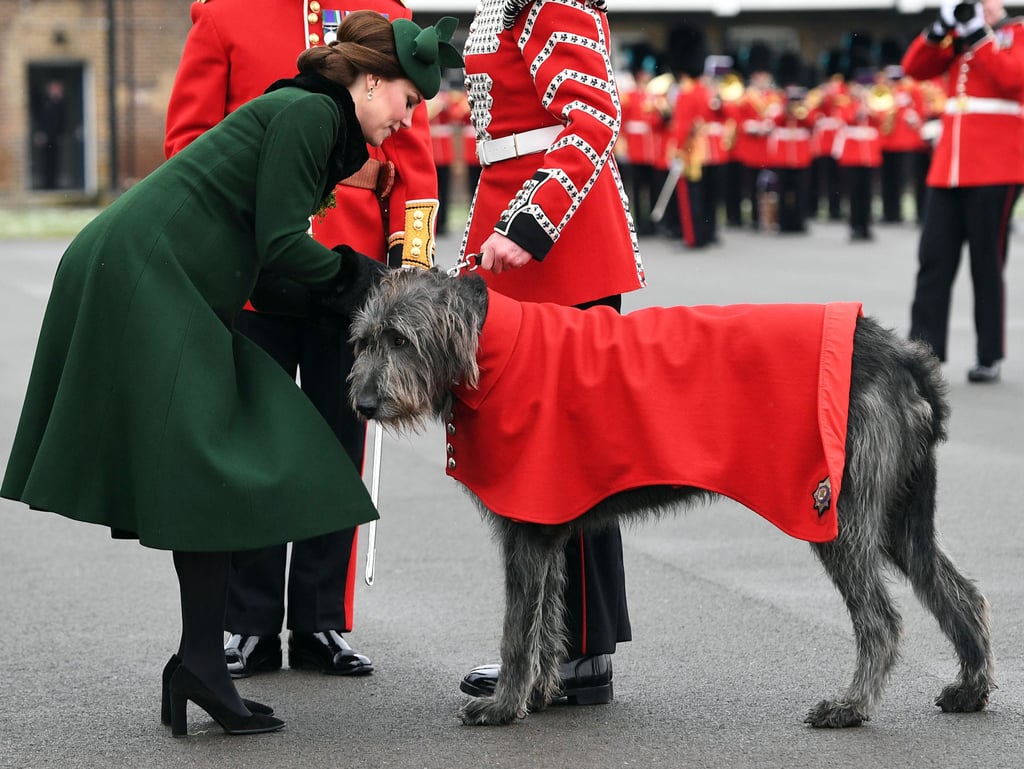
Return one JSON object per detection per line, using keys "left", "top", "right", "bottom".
{"left": 527, "top": 542, "right": 568, "bottom": 713}
{"left": 460, "top": 521, "right": 565, "bottom": 725}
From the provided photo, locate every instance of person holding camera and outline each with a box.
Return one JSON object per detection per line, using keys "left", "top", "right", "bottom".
{"left": 902, "top": 0, "right": 1024, "bottom": 383}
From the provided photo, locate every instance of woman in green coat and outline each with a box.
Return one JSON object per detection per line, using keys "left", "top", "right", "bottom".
{"left": 1, "top": 11, "right": 461, "bottom": 737}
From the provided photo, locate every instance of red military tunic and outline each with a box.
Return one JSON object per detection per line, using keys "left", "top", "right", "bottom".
{"left": 810, "top": 78, "right": 848, "bottom": 161}
{"left": 733, "top": 86, "right": 781, "bottom": 171}
{"left": 833, "top": 101, "right": 882, "bottom": 168}
{"left": 164, "top": 0, "right": 438, "bottom": 266}
{"left": 669, "top": 77, "right": 711, "bottom": 180}
{"left": 768, "top": 109, "right": 813, "bottom": 169}
{"left": 620, "top": 79, "right": 664, "bottom": 168}
{"left": 882, "top": 79, "right": 928, "bottom": 154}
{"left": 461, "top": 0, "right": 644, "bottom": 306}
{"left": 902, "top": 18, "right": 1024, "bottom": 187}
{"left": 447, "top": 291, "right": 862, "bottom": 543}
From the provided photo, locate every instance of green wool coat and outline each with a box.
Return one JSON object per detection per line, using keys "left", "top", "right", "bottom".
{"left": 1, "top": 78, "right": 379, "bottom": 551}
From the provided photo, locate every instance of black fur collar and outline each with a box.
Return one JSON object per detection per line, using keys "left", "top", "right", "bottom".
{"left": 265, "top": 72, "right": 370, "bottom": 200}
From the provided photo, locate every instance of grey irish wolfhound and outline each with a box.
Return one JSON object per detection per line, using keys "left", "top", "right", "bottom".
{"left": 346, "top": 265, "right": 994, "bottom": 728}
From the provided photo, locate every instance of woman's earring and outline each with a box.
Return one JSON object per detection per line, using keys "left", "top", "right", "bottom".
{"left": 367, "top": 87, "right": 374, "bottom": 101}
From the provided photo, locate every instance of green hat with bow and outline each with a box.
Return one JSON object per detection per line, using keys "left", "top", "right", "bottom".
{"left": 393, "top": 16, "right": 464, "bottom": 99}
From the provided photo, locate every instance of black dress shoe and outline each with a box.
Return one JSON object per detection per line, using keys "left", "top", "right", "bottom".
{"left": 967, "top": 362, "right": 1001, "bottom": 383}
{"left": 288, "top": 630, "right": 373, "bottom": 675}
{"left": 224, "top": 634, "right": 282, "bottom": 679}
{"left": 460, "top": 654, "right": 613, "bottom": 705}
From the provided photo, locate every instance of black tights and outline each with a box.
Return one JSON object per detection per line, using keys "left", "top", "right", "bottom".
{"left": 172, "top": 551, "right": 248, "bottom": 715}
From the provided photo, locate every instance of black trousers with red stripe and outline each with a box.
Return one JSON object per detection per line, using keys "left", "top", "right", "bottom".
{"left": 226, "top": 310, "right": 364, "bottom": 635}
{"left": 910, "top": 183, "right": 1021, "bottom": 367}
{"left": 567, "top": 295, "right": 633, "bottom": 658}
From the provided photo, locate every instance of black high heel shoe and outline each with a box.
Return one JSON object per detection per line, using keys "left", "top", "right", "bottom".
{"left": 168, "top": 663, "right": 285, "bottom": 736}
{"left": 161, "top": 654, "right": 274, "bottom": 725}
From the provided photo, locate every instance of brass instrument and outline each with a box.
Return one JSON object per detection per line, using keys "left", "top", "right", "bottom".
{"left": 643, "top": 72, "right": 675, "bottom": 117}
{"left": 866, "top": 83, "right": 895, "bottom": 113}
{"left": 804, "top": 87, "right": 823, "bottom": 112}
{"left": 717, "top": 73, "right": 744, "bottom": 104}
{"left": 645, "top": 72, "right": 675, "bottom": 96}
{"left": 865, "top": 84, "right": 896, "bottom": 135}
{"left": 784, "top": 86, "right": 813, "bottom": 121}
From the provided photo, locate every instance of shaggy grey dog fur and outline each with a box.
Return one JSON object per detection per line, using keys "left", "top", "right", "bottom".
{"left": 347, "top": 266, "right": 994, "bottom": 728}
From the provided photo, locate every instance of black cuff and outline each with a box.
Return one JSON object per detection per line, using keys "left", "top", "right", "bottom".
{"left": 498, "top": 211, "right": 553, "bottom": 261}
{"left": 959, "top": 27, "right": 990, "bottom": 49}
{"left": 387, "top": 242, "right": 403, "bottom": 269}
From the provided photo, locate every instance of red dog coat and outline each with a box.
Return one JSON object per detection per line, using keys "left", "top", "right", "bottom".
{"left": 448, "top": 290, "right": 861, "bottom": 543}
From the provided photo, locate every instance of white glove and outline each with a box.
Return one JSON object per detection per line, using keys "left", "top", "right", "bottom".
{"left": 955, "top": 2, "right": 987, "bottom": 37}
{"left": 938, "top": 0, "right": 960, "bottom": 29}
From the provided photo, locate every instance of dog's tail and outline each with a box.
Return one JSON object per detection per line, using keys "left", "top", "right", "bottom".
{"left": 905, "top": 336, "right": 950, "bottom": 449}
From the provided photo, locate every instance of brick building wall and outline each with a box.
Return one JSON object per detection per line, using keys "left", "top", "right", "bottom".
{"left": 0, "top": 0, "right": 190, "bottom": 204}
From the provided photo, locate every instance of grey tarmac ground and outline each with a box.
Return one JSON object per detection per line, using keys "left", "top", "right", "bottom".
{"left": 1, "top": 217, "right": 1022, "bottom": 769}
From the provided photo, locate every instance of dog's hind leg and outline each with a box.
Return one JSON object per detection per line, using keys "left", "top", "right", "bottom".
{"left": 805, "top": 522, "right": 903, "bottom": 728}
{"left": 460, "top": 519, "right": 569, "bottom": 725}
{"left": 884, "top": 458, "right": 995, "bottom": 714}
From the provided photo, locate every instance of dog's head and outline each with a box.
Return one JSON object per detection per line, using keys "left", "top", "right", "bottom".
{"left": 347, "top": 267, "right": 488, "bottom": 431}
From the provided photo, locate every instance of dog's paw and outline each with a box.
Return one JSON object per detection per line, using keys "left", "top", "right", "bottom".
{"left": 935, "top": 683, "right": 991, "bottom": 713}
{"left": 804, "top": 699, "right": 869, "bottom": 728}
{"left": 527, "top": 689, "right": 555, "bottom": 713}
{"left": 459, "top": 696, "right": 525, "bottom": 726}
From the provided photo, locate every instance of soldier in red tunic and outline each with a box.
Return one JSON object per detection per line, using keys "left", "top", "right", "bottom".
{"left": 902, "top": 0, "right": 1024, "bottom": 382}
{"left": 164, "top": 0, "right": 438, "bottom": 680}
{"left": 669, "top": 67, "right": 714, "bottom": 248}
{"left": 834, "top": 76, "right": 884, "bottom": 242}
{"left": 619, "top": 51, "right": 668, "bottom": 236}
{"left": 457, "top": 0, "right": 644, "bottom": 706}
{"left": 809, "top": 62, "right": 850, "bottom": 222}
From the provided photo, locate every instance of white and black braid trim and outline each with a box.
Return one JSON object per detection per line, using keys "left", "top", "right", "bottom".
{"left": 501, "top": 0, "right": 607, "bottom": 30}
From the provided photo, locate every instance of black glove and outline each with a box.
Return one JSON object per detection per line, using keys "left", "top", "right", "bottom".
{"left": 249, "top": 273, "right": 312, "bottom": 317}
{"left": 313, "top": 245, "right": 390, "bottom": 319}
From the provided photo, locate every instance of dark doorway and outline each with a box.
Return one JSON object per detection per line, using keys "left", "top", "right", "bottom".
{"left": 28, "top": 63, "right": 86, "bottom": 191}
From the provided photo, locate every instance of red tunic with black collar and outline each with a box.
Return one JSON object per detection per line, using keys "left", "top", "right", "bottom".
{"left": 902, "top": 17, "right": 1024, "bottom": 187}
{"left": 461, "top": 0, "right": 644, "bottom": 307}
{"left": 164, "top": 0, "right": 438, "bottom": 266}
{"left": 447, "top": 291, "right": 862, "bottom": 543}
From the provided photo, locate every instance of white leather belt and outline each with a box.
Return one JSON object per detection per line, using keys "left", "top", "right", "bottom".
{"left": 842, "top": 126, "right": 880, "bottom": 140}
{"left": 476, "top": 125, "right": 563, "bottom": 166}
{"left": 624, "top": 120, "right": 651, "bottom": 134}
{"left": 945, "top": 96, "right": 1022, "bottom": 115}
{"left": 772, "top": 127, "right": 810, "bottom": 141}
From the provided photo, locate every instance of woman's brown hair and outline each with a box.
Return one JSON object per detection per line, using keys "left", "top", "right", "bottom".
{"left": 296, "top": 10, "right": 405, "bottom": 86}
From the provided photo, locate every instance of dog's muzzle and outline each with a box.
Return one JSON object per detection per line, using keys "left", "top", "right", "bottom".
{"left": 355, "top": 396, "right": 379, "bottom": 420}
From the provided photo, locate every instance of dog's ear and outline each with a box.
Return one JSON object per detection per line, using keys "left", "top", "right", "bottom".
{"left": 314, "top": 245, "right": 390, "bottom": 318}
